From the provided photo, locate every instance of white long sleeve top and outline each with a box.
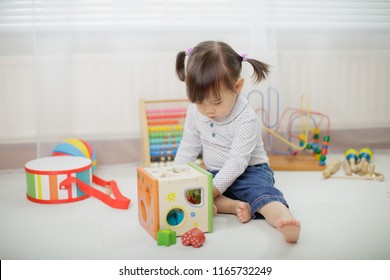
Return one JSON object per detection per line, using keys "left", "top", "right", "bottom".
{"left": 174, "top": 95, "right": 269, "bottom": 194}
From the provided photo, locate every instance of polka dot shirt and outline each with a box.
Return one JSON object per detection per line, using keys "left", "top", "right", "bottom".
{"left": 174, "top": 95, "right": 269, "bottom": 194}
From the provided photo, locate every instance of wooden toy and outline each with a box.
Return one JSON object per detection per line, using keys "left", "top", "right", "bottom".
{"left": 181, "top": 227, "right": 206, "bottom": 248}
{"left": 137, "top": 163, "right": 213, "bottom": 240}
{"left": 357, "top": 161, "right": 369, "bottom": 176}
{"left": 323, "top": 148, "right": 383, "bottom": 182}
{"left": 356, "top": 147, "right": 373, "bottom": 172}
{"left": 322, "top": 159, "right": 384, "bottom": 182}
{"left": 344, "top": 148, "right": 359, "bottom": 172}
{"left": 157, "top": 229, "right": 176, "bottom": 246}
{"left": 325, "top": 172, "right": 384, "bottom": 182}
{"left": 343, "top": 159, "right": 353, "bottom": 176}
{"left": 322, "top": 159, "right": 341, "bottom": 178}
{"left": 139, "top": 98, "right": 190, "bottom": 167}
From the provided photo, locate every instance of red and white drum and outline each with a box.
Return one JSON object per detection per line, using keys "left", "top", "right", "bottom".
{"left": 25, "top": 156, "right": 92, "bottom": 204}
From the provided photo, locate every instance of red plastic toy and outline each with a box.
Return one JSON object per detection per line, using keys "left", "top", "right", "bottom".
{"left": 181, "top": 228, "right": 206, "bottom": 248}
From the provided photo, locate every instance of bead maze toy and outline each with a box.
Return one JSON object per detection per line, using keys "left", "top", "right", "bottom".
{"left": 139, "top": 98, "right": 190, "bottom": 167}
{"left": 247, "top": 88, "right": 331, "bottom": 171}
{"left": 137, "top": 163, "right": 213, "bottom": 240}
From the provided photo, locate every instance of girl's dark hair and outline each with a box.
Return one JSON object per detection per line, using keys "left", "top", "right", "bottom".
{"left": 176, "top": 41, "right": 270, "bottom": 103}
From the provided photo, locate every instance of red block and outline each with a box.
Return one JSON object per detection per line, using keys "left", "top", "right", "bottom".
{"left": 181, "top": 228, "right": 206, "bottom": 248}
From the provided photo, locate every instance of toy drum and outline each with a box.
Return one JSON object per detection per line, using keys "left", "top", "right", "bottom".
{"left": 25, "top": 156, "right": 92, "bottom": 204}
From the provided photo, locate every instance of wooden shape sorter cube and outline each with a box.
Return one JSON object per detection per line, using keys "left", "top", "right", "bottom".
{"left": 137, "top": 163, "right": 213, "bottom": 240}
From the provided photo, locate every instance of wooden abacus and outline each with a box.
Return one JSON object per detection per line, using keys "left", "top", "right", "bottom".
{"left": 139, "top": 98, "right": 190, "bottom": 167}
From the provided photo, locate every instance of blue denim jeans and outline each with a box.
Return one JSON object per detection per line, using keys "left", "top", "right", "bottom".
{"left": 209, "top": 163, "right": 289, "bottom": 219}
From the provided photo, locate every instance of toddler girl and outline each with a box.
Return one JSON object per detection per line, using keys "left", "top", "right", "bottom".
{"left": 174, "top": 41, "right": 300, "bottom": 243}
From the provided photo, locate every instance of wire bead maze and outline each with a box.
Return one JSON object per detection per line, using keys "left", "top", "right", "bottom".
{"left": 139, "top": 98, "right": 191, "bottom": 167}
{"left": 247, "top": 87, "right": 331, "bottom": 170}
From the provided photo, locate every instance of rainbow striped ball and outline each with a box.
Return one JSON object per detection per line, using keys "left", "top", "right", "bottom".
{"left": 53, "top": 138, "right": 97, "bottom": 173}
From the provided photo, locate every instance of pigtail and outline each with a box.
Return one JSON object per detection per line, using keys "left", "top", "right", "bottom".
{"left": 246, "top": 58, "right": 270, "bottom": 84}
{"left": 176, "top": 51, "right": 187, "bottom": 81}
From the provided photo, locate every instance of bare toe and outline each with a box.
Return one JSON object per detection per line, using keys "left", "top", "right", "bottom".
{"left": 236, "top": 202, "right": 252, "bottom": 223}
{"left": 276, "top": 219, "right": 301, "bottom": 243}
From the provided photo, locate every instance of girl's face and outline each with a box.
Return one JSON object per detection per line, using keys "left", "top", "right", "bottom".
{"left": 196, "top": 91, "right": 237, "bottom": 121}
{"left": 195, "top": 78, "right": 244, "bottom": 121}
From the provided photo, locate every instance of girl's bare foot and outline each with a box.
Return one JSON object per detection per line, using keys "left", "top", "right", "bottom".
{"left": 276, "top": 219, "right": 301, "bottom": 243}
{"left": 236, "top": 201, "right": 252, "bottom": 223}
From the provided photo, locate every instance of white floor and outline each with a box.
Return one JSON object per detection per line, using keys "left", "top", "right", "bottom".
{"left": 1, "top": 153, "right": 390, "bottom": 260}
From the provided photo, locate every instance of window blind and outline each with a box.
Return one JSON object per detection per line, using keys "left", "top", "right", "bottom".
{"left": 0, "top": 0, "right": 389, "bottom": 30}
{"left": 266, "top": 0, "right": 390, "bottom": 29}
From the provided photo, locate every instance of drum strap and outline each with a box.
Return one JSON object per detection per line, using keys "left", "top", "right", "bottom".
{"left": 60, "top": 175, "right": 131, "bottom": 209}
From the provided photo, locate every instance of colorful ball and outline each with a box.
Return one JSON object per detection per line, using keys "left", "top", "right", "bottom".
{"left": 52, "top": 138, "right": 97, "bottom": 173}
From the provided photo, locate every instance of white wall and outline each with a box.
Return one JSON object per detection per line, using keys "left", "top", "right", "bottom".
{"left": 0, "top": 1, "right": 389, "bottom": 169}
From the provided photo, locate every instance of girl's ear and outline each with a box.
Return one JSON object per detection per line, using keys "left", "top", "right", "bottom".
{"left": 235, "top": 78, "right": 245, "bottom": 94}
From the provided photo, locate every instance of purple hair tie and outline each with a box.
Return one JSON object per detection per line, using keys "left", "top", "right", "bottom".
{"left": 185, "top": 48, "right": 193, "bottom": 56}
{"left": 241, "top": 53, "right": 248, "bottom": 62}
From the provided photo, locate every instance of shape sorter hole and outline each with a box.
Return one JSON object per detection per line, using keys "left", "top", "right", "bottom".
{"left": 140, "top": 200, "right": 147, "bottom": 222}
{"left": 145, "top": 187, "right": 151, "bottom": 205}
{"left": 185, "top": 188, "right": 203, "bottom": 206}
{"left": 166, "top": 208, "right": 185, "bottom": 226}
